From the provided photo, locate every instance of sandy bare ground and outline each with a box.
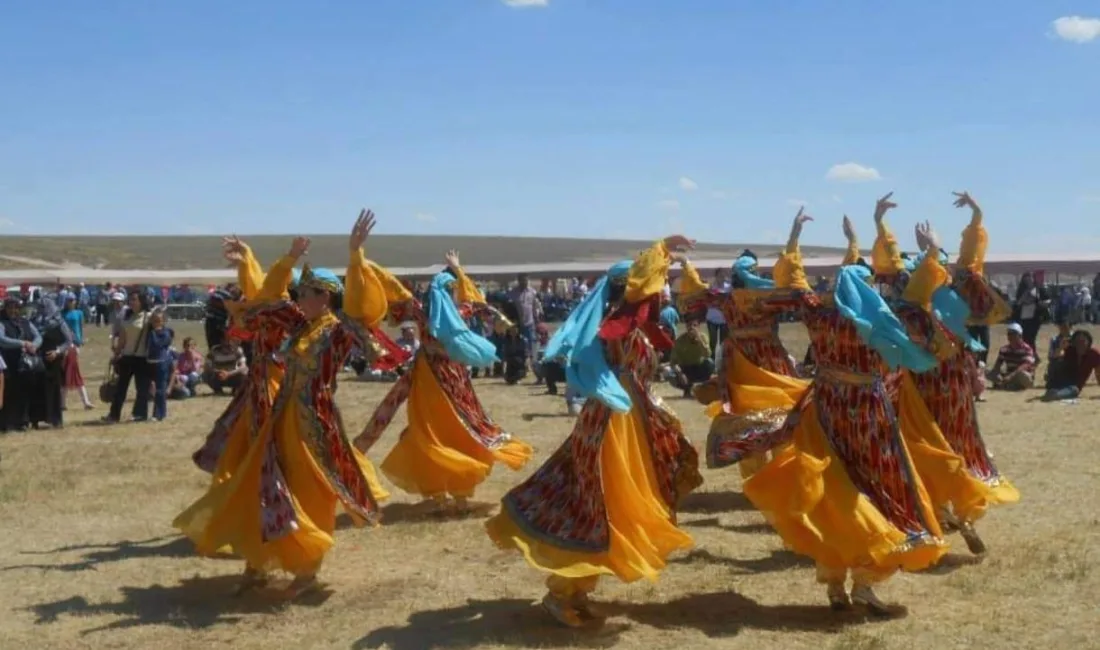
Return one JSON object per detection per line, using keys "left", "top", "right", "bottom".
{"left": 0, "top": 322, "right": 1097, "bottom": 650}
{"left": 1, "top": 235, "right": 846, "bottom": 271}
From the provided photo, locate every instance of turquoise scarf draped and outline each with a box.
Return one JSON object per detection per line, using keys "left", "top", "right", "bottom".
{"left": 659, "top": 305, "right": 680, "bottom": 331}
{"left": 544, "top": 260, "right": 634, "bottom": 412}
{"left": 833, "top": 265, "right": 938, "bottom": 372}
{"left": 427, "top": 271, "right": 499, "bottom": 368}
{"left": 931, "top": 286, "right": 985, "bottom": 353}
{"left": 733, "top": 255, "right": 774, "bottom": 289}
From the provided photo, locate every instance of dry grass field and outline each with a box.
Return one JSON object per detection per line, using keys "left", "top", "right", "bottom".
{"left": 0, "top": 235, "right": 847, "bottom": 271}
{"left": 1, "top": 321, "right": 1098, "bottom": 650}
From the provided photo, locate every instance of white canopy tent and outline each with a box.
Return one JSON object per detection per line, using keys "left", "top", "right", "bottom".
{"left": 0, "top": 252, "right": 1097, "bottom": 286}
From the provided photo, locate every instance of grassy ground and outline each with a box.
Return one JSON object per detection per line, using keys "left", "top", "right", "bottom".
{"left": 0, "top": 321, "right": 1097, "bottom": 650}
{"left": 0, "top": 235, "right": 846, "bottom": 270}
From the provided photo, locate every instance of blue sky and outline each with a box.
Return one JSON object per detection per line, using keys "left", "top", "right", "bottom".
{"left": 1, "top": 1, "right": 1097, "bottom": 252}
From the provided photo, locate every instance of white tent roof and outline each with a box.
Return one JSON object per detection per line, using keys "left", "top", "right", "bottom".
{"left": 0, "top": 253, "right": 1097, "bottom": 285}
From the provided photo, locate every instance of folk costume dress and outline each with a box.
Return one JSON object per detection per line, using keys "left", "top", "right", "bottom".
{"left": 353, "top": 262, "right": 531, "bottom": 503}
{"left": 677, "top": 244, "right": 813, "bottom": 478}
{"left": 485, "top": 242, "right": 703, "bottom": 626}
{"left": 885, "top": 222, "right": 1019, "bottom": 537}
{"left": 173, "top": 249, "right": 391, "bottom": 579}
{"left": 713, "top": 256, "right": 957, "bottom": 601}
{"left": 191, "top": 246, "right": 289, "bottom": 479}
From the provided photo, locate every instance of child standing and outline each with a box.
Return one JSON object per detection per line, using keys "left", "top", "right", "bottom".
{"left": 146, "top": 310, "right": 175, "bottom": 421}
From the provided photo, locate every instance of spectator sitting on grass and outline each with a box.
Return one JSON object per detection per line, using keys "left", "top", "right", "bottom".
{"left": 1043, "top": 330, "right": 1100, "bottom": 401}
{"left": 669, "top": 318, "right": 715, "bottom": 398}
{"left": 203, "top": 338, "right": 247, "bottom": 395}
{"left": 986, "top": 322, "right": 1036, "bottom": 391}
{"left": 170, "top": 337, "right": 204, "bottom": 398}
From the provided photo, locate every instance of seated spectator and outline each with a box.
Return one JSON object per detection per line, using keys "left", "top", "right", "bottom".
{"left": 172, "top": 337, "right": 204, "bottom": 398}
{"left": 1043, "top": 330, "right": 1100, "bottom": 401}
{"left": 1045, "top": 321, "right": 1073, "bottom": 384}
{"left": 669, "top": 319, "right": 715, "bottom": 398}
{"left": 203, "top": 340, "right": 247, "bottom": 394}
{"left": 986, "top": 322, "right": 1036, "bottom": 391}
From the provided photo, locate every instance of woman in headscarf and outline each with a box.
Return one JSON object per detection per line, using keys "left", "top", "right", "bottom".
{"left": 0, "top": 296, "right": 42, "bottom": 433}
{"left": 174, "top": 210, "right": 394, "bottom": 598}
{"left": 29, "top": 297, "right": 74, "bottom": 429}
{"left": 60, "top": 296, "right": 95, "bottom": 411}
{"left": 712, "top": 194, "right": 962, "bottom": 615}
{"left": 353, "top": 249, "right": 531, "bottom": 516}
{"left": 485, "top": 236, "right": 703, "bottom": 629}
{"left": 885, "top": 192, "right": 1019, "bottom": 555}
{"left": 678, "top": 209, "right": 817, "bottom": 478}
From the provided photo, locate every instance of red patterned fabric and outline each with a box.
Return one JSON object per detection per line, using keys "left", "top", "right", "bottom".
{"left": 354, "top": 298, "right": 512, "bottom": 453}
{"left": 501, "top": 326, "right": 702, "bottom": 553}
{"left": 712, "top": 298, "right": 940, "bottom": 542}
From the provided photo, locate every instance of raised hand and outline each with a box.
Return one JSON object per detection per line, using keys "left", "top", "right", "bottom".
{"left": 916, "top": 220, "right": 941, "bottom": 252}
{"left": 952, "top": 191, "right": 976, "bottom": 209}
{"left": 873, "top": 192, "right": 897, "bottom": 222}
{"left": 914, "top": 223, "right": 929, "bottom": 251}
{"left": 842, "top": 215, "right": 857, "bottom": 242}
{"left": 349, "top": 209, "right": 377, "bottom": 251}
{"left": 662, "top": 234, "right": 696, "bottom": 252}
{"left": 444, "top": 249, "right": 460, "bottom": 268}
{"left": 288, "top": 236, "right": 311, "bottom": 260}
{"left": 221, "top": 235, "right": 247, "bottom": 263}
{"left": 793, "top": 206, "right": 814, "bottom": 227}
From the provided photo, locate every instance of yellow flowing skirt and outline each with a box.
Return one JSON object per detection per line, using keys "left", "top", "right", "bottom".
{"left": 381, "top": 355, "right": 532, "bottom": 499}
{"left": 485, "top": 404, "right": 693, "bottom": 583}
{"left": 174, "top": 398, "right": 389, "bottom": 576}
{"left": 706, "top": 347, "right": 809, "bottom": 477}
{"left": 209, "top": 375, "right": 282, "bottom": 485}
{"left": 733, "top": 365, "right": 947, "bottom": 578}
{"left": 897, "top": 373, "right": 1017, "bottom": 522}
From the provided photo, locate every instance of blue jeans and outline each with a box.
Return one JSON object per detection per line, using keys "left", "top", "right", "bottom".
{"left": 520, "top": 324, "right": 537, "bottom": 361}
{"left": 152, "top": 361, "right": 171, "bottom": 420}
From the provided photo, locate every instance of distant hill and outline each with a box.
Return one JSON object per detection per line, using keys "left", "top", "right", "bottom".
{"left": 2, "top": 235, "right": 849, "bottom": 270}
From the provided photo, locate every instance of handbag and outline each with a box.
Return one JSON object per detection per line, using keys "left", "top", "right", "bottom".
{"left": 19, "top": 351, "right": 44, "bottom": 374}
{"left": 99, "top": 360, "right": 119, "bottom": 403}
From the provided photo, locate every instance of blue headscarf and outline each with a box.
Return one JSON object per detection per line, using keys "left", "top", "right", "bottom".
{"left": 298, "top": 264, "right": 342, "bottom": 294}
{"left": 544, "top": 260, "right": 634, "bottom": 412}
{"left": 930, "top": 286, "right": 985, "bottom": 353}
{"left": 833, "top": 265, "right": 938, "bottom": 373}
{"left": 733, "top": 255, "right": 775, "bottom": 289}
{"left": 903, "top": 249, "right": 951, "bottom": 273}
{"left": 659, "top": 304, "right": 680, "bottom": 331}
{"left": 427, "top": 271, "right": 499, "bottom": 368}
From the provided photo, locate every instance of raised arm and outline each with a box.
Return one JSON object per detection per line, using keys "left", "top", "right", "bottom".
{"left": 871, "top": 192, "right": 905, "bottom": 276}
{"left": 234, "top": 237, "right": 311, "bottom": 332}
{"left": 222, "top": 236, "right": 266, "bottom": 300}
{"left": 950, "top": 191, "right": 1010, "bottom": 325}
{"left": 627, "top": 237, "right": 688, "bottom": 304}
{"left": 841, "top": 214, "right": 861, "bottom": 265}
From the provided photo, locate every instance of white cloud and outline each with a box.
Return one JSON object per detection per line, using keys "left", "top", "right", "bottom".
{"left": 0, "top": 217, "right": 14, "bottom": 230}
{"left": 678, "top": 176, "right": 699, "bottom": 192}
{"left": 710, "top": 190, "right": 728, "bottom": 200}
{"left": 414, "top": 212, "right": 437, "bottom": 223}
{"left": 657, "top": 199, "right": 681, "bottom": 212}
{"left": 825, "top": 162, "right": 882, "bottom": 183}
{"left": 786, "top": 198, "right": 809, "bottom": 208}
{"left": 1052, "top": 16, "right": 1100, "bottom": 43}
{"left": 832, "top": 195, "right": 843, "bottom": 203}
{"left": 502, "top": 0, "right": 549, "bottom": 7}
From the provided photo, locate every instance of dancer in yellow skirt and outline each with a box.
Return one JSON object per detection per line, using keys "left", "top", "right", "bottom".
{"left": 486, "top": 236, "right": 703, "bottom": 628}
{"left": 174, "top": 210, "right": 391, "bottom": 597}
{"left": 883, "top": 192, "right": 1019, "bottom": 554}
{"left": 353, "top": 249, "right": 531, "bottom": 516}
{"left": 190, "top": 238, "right": 292, "bottom": 481}
{"left": 677, "top": 209, "right": 815, "bottom": 478}
{"left": 714, "top": 195, "right": 965, "bottom": 615}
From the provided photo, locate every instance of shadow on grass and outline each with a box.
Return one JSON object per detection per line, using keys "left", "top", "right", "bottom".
{"left": 335, "top": 500, "right": 498, "bottom": 530}
{"left": 919, "top": 552, "right": 985, "bottom": 576}
{"left": 356, "top": 590, "right": 870, "bottom": 649}
{"left": 670, "top": 548, "right": 812, "bottom": 574}
{"left": 520, "top": 412, "right": 574, "bottom": 422}
{"left": 677, "top": 490, "right": 754, "bottom": 514}
{"left": 0, "top": 535, "right": 224, "bottom": 573}
{"left": 681, "top": 516, "right": 773, "bottom": 535}
{"left": 24, "top": 574, "right": 330, "bottom": 634}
